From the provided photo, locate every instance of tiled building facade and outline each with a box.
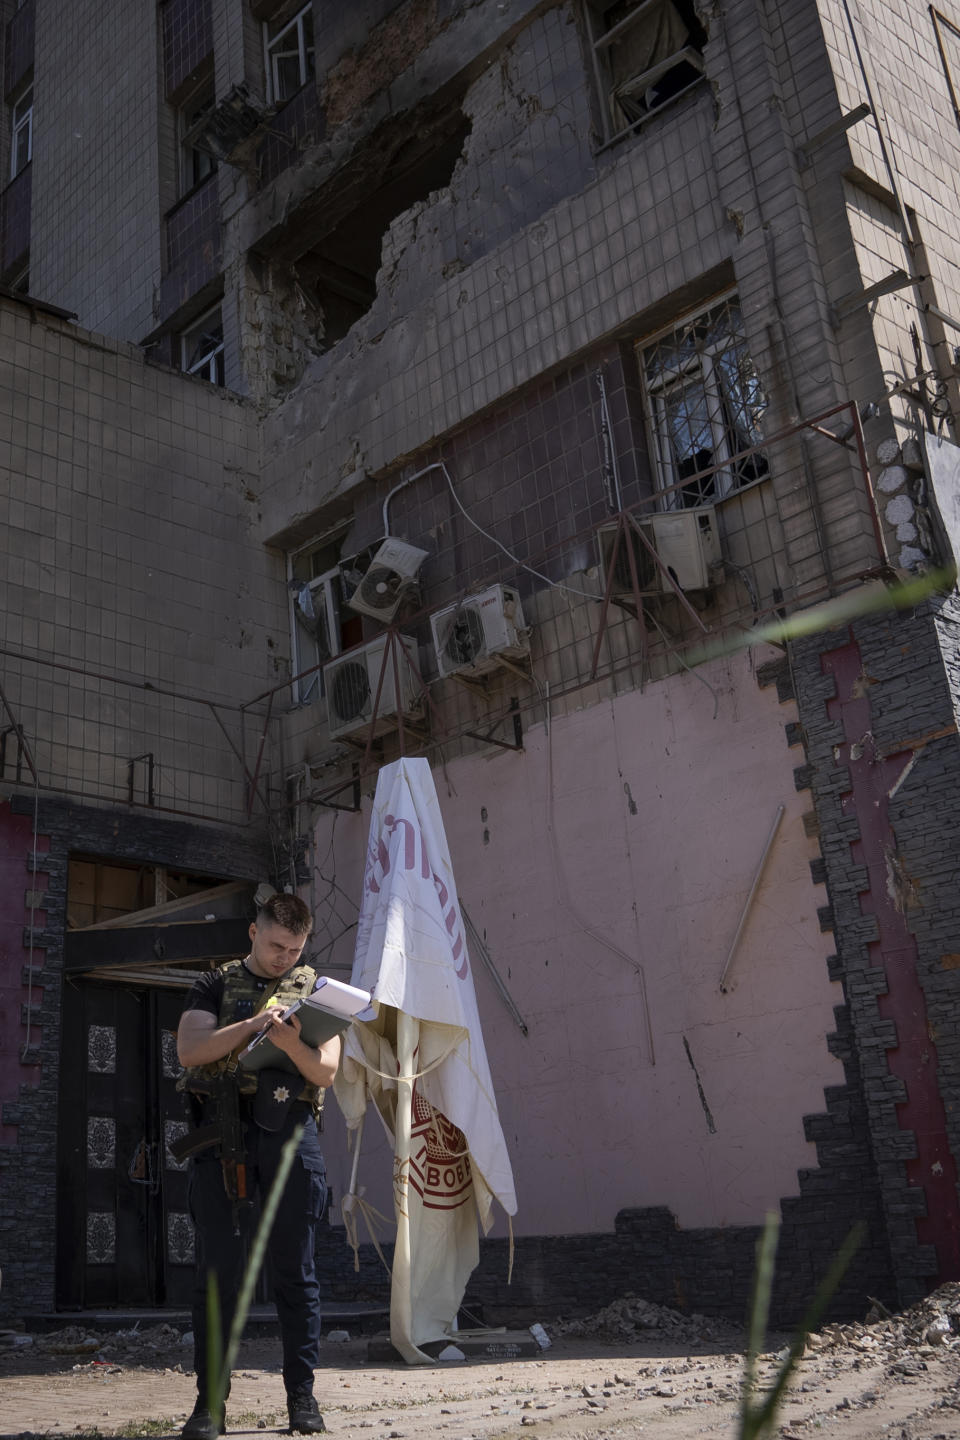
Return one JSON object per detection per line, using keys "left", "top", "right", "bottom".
{"left": 3, "top": 0, "right": 960, "bottom": 1326}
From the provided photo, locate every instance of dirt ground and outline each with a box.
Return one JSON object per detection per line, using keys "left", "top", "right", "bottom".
{"left": 2, "top": 1296, "right": 960, "bottom": 1440}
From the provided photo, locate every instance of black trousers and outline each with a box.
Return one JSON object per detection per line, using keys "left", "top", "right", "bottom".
{"left": 188, "top": 1104, "right": 327, "bottom": 1397}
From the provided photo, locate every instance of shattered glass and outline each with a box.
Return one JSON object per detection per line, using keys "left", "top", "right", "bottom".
{"left": 640, "top": 296, "right": 769, "bottom": 508}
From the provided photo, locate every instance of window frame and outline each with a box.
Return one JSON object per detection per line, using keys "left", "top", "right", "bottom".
{"left": 263, "top": 3, "right": 315, "bottom": 107}
{"left": 178, "top": 83, "right": 218, "bottom": 197}
{"left": 638, "top": 293, "right": 770, "bottom": 511}
{"left": 287, "top": 531, "right": 350, "bottom": 705}
{"left": 10, "top": 80, "right": 33, "bottom": 180}
{"left": 582, "top": 0, "right": 706, "bottom": 148}
{"left": 933, "top": 7, "right": 960, "bottom": 132}
{"left": 179, "top": 305, "right": 225, "bottom": 386}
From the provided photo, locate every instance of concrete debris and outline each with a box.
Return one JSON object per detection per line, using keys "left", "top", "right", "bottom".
{"left": 813, "top": 1284, "right": 960, "bottom": 1355}
{"left": 554, "top": 1293, "right": 738, "bottom": 1345}
{"left": 34, "top": 1322, "right": 188, "bottom": 1361}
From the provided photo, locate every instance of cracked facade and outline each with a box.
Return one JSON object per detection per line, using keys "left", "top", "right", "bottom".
{"left": 3, "top": 0, "right": 960, "bottom": 1326}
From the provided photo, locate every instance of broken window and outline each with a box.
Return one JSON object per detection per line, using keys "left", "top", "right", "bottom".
{"left": 265, "top": 3, "right": 315, "bottom": 106}
{"left": 179, "top": 82, "right": 218, "bottom": 195}
{"left": 67, "top": 859, "right": 223, "bottom": 930}
{"left": 288, "top": 533, "right": 363, "bottom": 703}
{"left": 180, "top": 305, "right": 225, "bottom": 384}
{"left": 584, "top": 0, "right": 706, "bottom": 144}
{"left": 10, "top": 79, "right": 32, "bottom": 178}
{"left": 639, "top": 295, "right": 769, "bottom": 509}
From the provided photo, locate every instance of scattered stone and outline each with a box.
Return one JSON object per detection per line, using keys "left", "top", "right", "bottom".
{"left": 555, "top": 1295, "right": 737, "bottom": 1346}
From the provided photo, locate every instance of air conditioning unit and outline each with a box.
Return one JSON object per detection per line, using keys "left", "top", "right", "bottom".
{"left": 598, "top": 506, "right": 721, "bottom": 596}
{"left": 323, "top": 635, "right": 421, "bottom": 741}
{"left": 431, "top": 585, "right": 530, "bottom": 680}
{"left": 346, "top": 538, "right": 429, "bottom": 623}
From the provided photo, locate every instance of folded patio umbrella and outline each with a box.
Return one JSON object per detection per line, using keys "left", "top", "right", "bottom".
{"left": 333, "top": 756, "right": 517, "bottom": 1363}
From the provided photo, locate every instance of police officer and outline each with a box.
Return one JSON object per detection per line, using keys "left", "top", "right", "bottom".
{"left": 176, "top": 893, "right": 340, "bottom": 1439}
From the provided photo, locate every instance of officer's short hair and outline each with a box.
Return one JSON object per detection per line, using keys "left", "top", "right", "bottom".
{"left": 256, "top": 893, "right": 313, "bottom": 937}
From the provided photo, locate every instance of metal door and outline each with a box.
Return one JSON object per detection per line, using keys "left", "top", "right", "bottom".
{"left": 56, "top": 982, "right": 195, "bottom": 1308}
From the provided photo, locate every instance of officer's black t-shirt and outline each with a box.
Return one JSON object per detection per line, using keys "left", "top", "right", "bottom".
{"left": 182, "top": 961, "right": 273, "bottom": 1019}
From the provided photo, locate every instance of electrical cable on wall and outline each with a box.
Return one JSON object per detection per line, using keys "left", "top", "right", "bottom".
{"left": 384, "top": 459, "right": 604, "bottom": 603}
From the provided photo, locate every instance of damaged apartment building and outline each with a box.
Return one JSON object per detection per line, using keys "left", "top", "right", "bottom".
{"left": 4, "top": 0, "right": 960, "bottom": 1331}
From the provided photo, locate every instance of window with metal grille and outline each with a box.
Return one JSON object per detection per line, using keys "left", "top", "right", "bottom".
{"left": 583, "top": 0, "right": 706, "bottom": 146}
{"left": 265, "top": 3, "right": 315, "bottom": 106}
{"left": 638, "top": 295, "right": 769, "bottom": 509}
{"left": 180, "top": 306, "right": 225, "bottom": 386}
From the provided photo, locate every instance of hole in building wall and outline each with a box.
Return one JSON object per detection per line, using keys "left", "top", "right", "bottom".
{"left": 285, "top": 106, "right": 472, "bottom": 351}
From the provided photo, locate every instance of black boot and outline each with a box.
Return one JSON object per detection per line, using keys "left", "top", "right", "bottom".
{"left": 287, "top": 1387, "right": 326, "bottom": 1434}
{"left": 181, "top": 1395, "right": 226, "bottom": 1440}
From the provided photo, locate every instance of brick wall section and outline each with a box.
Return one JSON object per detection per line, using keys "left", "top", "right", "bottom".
{"left": 0, "top": 803, "right": 46, "bottom": 1142}
{"left": 161, "top": 0, "right": 214, "bottom": 101}
{"left": 790, "top": 600, "right": 960, "bottom": 1305}
{"left": 318, "top": 1181, "right": 893, "bottom": 1328}
{"left": 0, "top": 795, "right": 270, "bottom": 1322}
{"left": 3, "top": 0, "right": 33, "bottom": 97}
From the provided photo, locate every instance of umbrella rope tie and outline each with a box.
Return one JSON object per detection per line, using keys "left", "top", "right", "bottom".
{"left": 341, "top": 1188, "right": 395, "bottom": 1278}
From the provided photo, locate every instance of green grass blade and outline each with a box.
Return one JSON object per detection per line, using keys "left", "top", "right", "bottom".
{"left": 687, "top": 566, "right": 955, "bottom": 668}
{"left": 750, "top": 1222, "right": 864, "bottom": 1435}
{"left": 739, "top": 1213, "right": 780, "bottom": 1439}
{"left": 206, "top": 1121, "right": 306, "bottom": 1420}
{"left": 206, "top": 1272, "right": 223, "bottom": 1419}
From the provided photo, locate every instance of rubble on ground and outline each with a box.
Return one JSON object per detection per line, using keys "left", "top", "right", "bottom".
{"left": 809, "top": 1283, "right": 960, "bottom": 1355}
{"left": 552, "top": 1283, "right": 960, "bottom": 1359}
{"left": 30, "top": 1323, "right": 187, "bottom": 1362}
{"left": 553, "top": 1294, "right": 739, "bottom": 1345}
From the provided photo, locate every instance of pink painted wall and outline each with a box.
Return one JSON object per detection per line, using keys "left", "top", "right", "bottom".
{"left": 315, "top": 649, "right": 842, "bottom": 1237}
{"left": 0, "top": 801, "right": 46, "bottom": 1144}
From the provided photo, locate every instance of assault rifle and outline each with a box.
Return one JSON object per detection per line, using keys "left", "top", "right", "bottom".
{"left": 169, "top": 1074, "right": 252, "bottom": 1234}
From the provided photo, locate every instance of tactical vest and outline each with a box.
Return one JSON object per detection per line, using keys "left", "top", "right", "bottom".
{"left": 178, "top": 958, "right": 323, "bottom": 1106}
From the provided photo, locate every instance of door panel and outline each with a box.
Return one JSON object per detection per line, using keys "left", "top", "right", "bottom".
{"left": 56, "top": 982, "right": 196, "bottom": 1308}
